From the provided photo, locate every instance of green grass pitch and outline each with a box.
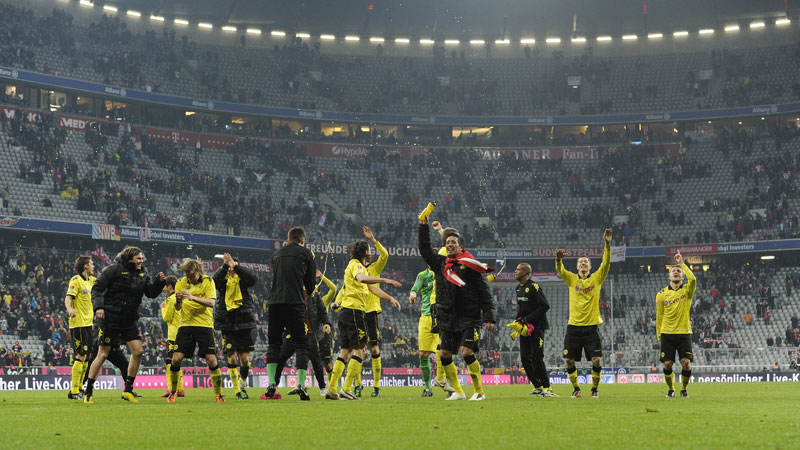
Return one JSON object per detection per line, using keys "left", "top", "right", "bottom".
{"left": 3, "top": 383, "right": 798, "bottom": 448}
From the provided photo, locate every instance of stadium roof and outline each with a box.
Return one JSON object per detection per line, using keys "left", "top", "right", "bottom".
{"left": 107, "top": 0, "right": 791, "bottom": 38}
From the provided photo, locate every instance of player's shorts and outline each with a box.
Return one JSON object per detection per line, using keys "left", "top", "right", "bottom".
{"left": 365, "top": 311, "right": 381, "bottom": 346}
{"left": 165, "top": 340, "right": 178, "bottom": 361}
{"left": 440, "top": 326, "right": 480, "bottom": 354}
{"left": 418, "top": 315, "right": 439, "bottom": 353}
{"left": 660, "top": 333, "right": 694, "bottom": 363}
{"left": 70, "top": 326, "right": 93, "bottom": 356}
{"left": 222, "top": 328, "right": 256, "bottom": 355}
{"left": 175, "top": 326, "right": 217, "bottom": 357}
{"left": 563, "top": 324, "right": 602, "bottom": 361}
{"left": 97, "top": 322, "right": 141, "bottom": 346}
{"left": 318, "top": 331, "right": 333, "bottom": 363}
{"left": 337, "top": 307, "right": 367, "bottom": 350}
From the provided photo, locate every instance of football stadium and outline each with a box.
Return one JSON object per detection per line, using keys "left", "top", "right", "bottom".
{"left": 1, "top": 0, "right": 800, "bottom": 447}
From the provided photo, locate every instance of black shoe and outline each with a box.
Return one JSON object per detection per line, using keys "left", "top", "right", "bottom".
{"left": 666, "top": 390, "right": 675, "bottom": 398}
{"left": 132, "top": 390, "right": 142, "bottom": 398}
{"left": 371, "top": 387, "right": 380, "bottom": 397}
{"left": 287, "top": 387, "right": 301, "bottom": 396}
{"left": 421, "top": 388, "right": 433, "bottom": 397}
{"left": 354, "top": 385, "right": 363, "bottom": 398}
{"left": 530, "top": 388, "right": 544, "bottom": 396}
{"left": 297, "top": 386, "right": 310, "bottom": 401}
{"left": 67, "top": 392, "right": 83, "bottom": 400}
{"left": 680, "top": 390, "right": 689, "bottom": 398}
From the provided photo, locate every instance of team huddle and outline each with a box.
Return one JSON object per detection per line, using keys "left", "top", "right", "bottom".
{"left": 62, "top": 210, "right": 697, "bottom": 403}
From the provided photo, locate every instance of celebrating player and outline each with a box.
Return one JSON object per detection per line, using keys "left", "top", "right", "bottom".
{"left": 160, "top": 276, "right": 185, "bottom": 398}
{"left": 418, "top": 216, "right": 496, "bottom": 401}
{"left": 85, "top": 246, "right": 165, "bottom": 404}
{"left": 555, "top": 229, "right": 612, "bottom": 398}
{"left": 327, "top": 240, "right": 402, "bottom": 400}
{"left": 167, "top": 258, "right": 224, "bottom": 403}
{"left": 213, "top": 253, "right": 258, "bottom": 400}
{"left": 65, "top": 256, "right": 95, "bottom": 400}
{"left": 510, "top": 263, "right": 557, "bottom": 397}
{"left": 358, "top": 225, "right": 401, "bottom": 398}
{"left": 656, "top": 251, "right": 696, "bottom": 398}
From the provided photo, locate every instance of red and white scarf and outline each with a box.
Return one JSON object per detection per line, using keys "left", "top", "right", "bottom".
{"left": 444, "top": 250, "right": 494, "bottom": 286}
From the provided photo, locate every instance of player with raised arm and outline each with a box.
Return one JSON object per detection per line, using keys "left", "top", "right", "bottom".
{"left": 418, "top": 214, "right": 496, "bottom": 401}
{"left": 656, "top": 251, "right": 697, "bottom": 398}
{"left": 555, "top": 229, "right": 612, "bottom": 398}
{"left": 327, "top": 240, "right": 402, "bottom": 400}
{"left": 213, "top": 253, "right": 258, "bottom": 400}
{"left": 356, "top": 225, "right": 401, "bottom": 397}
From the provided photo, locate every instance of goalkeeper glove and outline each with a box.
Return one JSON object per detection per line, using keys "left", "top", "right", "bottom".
{"left": 506, "top": 321, "right": 524, "bottom": 340}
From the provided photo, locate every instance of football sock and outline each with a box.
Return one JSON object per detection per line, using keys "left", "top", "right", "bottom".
{"left": 240, "top": 363, "right": 249, "bottom": 388}
{"left": 328, "top": 357, "right": 346, "bottom": 392}
{"left": 209, "top": 365, "right": 222, "bottom": 396}
{"left": 266, "top": 363, "right": 277, "bottom": 387}
{"left": 464, "top": 354, "right": 483, "bottom": 395}
{"left": 567, "top": 366, "right": 579, "bottom": 389}
{"left": 372, "top": 354, "right": 382, "bottom": 387}
{"left": 85, "top": 378, "right": 95, "bottom": 397}
{"left": 435, "top": 348, "right": 445, "bottom": 382}
{"left": 664, "top": 368, "right": 674, "bottom": 391}
{"left": 168, "top": 364, "right": 181, "bottom": 393}
{"left": 420, "top": 355, "right": 432, "bottom": 390}
{"left": 124, "top": 376, "right": 135, "bottom": 393}
{"left": 592, "top": 365, "right": 602, "bottom": 390}
{"left": 229, "top": 366, "right": 240, "bottom": 393}
{"left": 164, "top": 362, "right": 172, "bottom": 390}
{"left": 70, "top": 360, "right": 83, "bottom": 394}
{"left": 441, "top": 357, "right": 464, "bottom": 395}
{"left": 681, "top": 370, "right": 691, "bottom": 390}
{"left": 343, "top": 356, "right": 363, "bottom": 393}
{"left": 297, "top": 369, "right": 308, "bottom": 387}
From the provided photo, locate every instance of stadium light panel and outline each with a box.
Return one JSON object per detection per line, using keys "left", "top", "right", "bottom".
{"left": 545, "top": 37, "right": 561, "bottom": 44}
{"left": 647, "top": 33, "right": 663, "bottom": 39}
{"left": 469, "top": 39, "right": 485, "bottom": 45}
{"left": 271, "top": 30, "right": 286, "bottom": 37}
{"left": 246, "top": 28, "right": 262, "bottom": 35}
{"left": 319, "top": 34, "right": 335, "bottom": 40}
{"left": 724, "top": 25, "right": 740, "bottom": 32}
{"left": 79, "top": 0, "right": 93, "bottom": 7}
{"left": 222, "top": 26, "right": 237, "bottom": 32}
{"left": 761, "top": 255, "right": 775, "bottom": 260}
{"left": 103, "top": 5, "right": 117, "bottom": 12}
{"left": 673, "top": 30, "right": 689, "bottom": 37}
{"left": 420, "top": 38, "right": 435, "bottom": 44}
{"left": 296, "top": 33, "right": 310, "bottom": 38}
{"left": 345, "top": 36, "right": 360, "bottom": 41}
{"left": 699, "top": 29, "right": 715, "bottom": 35}
{"left": 126, "top": 10, "right": 141, "bottom": 17}
{"left": 750, "top": 21, "right": 765, "bottom": 29}
{"left": 370, "top": 37, "right": 385, "bottom": 42}
{"left": 198, "top": 23, "right": 213, "bottom": 29}
{"left": 596, "top": 36, "right": 612, "bottom": 42}
{"left": 520, "top": 38, "right": 536, "bottom": 44}
{"left": 150, "top": 15, "right": 165, "bottom": 22}
{"left": 776, "top": 18, "right": 791, "bottom": 25}
{"left": 494, "top": 39, "right": 510, "bottom": 44}
{"left": 174, "top": 19, "right": 189, "bottom": 25}
{"left": 622, "top": 34, "right": 638, "bottom": 40}
{"left": 394, "top": 38, "right": 410, "bottom": 43}
{"left": 571, "top": 36, "right": 586, "bottom": 43}
{"left": 444, "top": 39, "right": 460, "bottom": 45}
